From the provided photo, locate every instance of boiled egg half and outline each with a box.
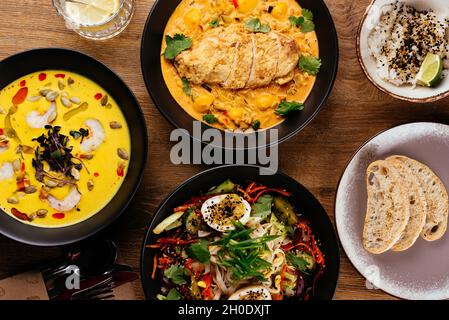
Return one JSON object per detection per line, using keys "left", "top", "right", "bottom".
{"left": 228, "top": 286, "right": 272, "bottom": 300}
{"left": 201, "top": 194, "right": 251, "bottom": 232}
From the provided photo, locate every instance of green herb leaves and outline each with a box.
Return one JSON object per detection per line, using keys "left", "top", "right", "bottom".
{"left": 252, "top": 120, "right": 261, "bottom": 131}
{"left": 164, "top": 34, "right": 193, "bottom": 60}
{"left": 181, "top": 77, "right": 192, "bottom": 97}
{"left": 212, "top": 222, "right": 278, "bottom": 281}
{"left": 286, "top": 252, "right": 314, "bottom": 273}
{"left": 157, "top": 288, "right": 182, "bottom": 300}
{"left": 203, "top": 114, "right": 218, "bottom": 124}
{"left": 275, "top": 100, "right": 304, "bottom": 116}
{"left": 245, "top": 18, "right": 271, "bottom": 33}
{"left": 186, "top": 240, "right": 211, "bottom": 263}
{"left": 289, "top": 8, "right": 315, "bottom": 33}
{"left": 252, "top": 194, "right": 273, "bottom": 219}
{"left": 299, "top": 56, "right": 322, "bottom": 75}
{"left": 209, "top": 18, "right": 220, "bottom": 28}
{"left": 69, "top": 128, "right": 89, "bottom": 143}
{"left": 163, "top": 265, "right": 189, "bottom": 285}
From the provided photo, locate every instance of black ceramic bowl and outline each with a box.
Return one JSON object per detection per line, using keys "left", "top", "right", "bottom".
{"left": 141, "top": 165, "right": 340, "bottom": 300}
{"left": 141, "top": 0, "right": 339, "bottom": 149}
{"left": 0, "top": 48, "right": 148, "bottom": 246}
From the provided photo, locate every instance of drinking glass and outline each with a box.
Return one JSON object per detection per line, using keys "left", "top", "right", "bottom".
{"left": 52, "top": 0, "right": 135, "bottom": 40}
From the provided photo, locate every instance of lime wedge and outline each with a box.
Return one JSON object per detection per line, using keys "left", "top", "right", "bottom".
{"left": 416, "top": 53, "right": 443, "bottom": 87}
{"left": 65, "top": 0, "right": 119, "bottom": 26}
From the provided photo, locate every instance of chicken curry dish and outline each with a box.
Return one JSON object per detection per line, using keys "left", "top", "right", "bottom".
{"left": 161, "top": 0, "right": 321, "bottom": 132}
{"left": 0, "top": 71, "right": 130, "bottom": 227}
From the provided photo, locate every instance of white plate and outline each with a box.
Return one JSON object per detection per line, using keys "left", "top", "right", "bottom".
{"left": 358, "top": 0, "right": 449, "bottom": 103}
{"left": 336, "top": 122, "right": 449, "bottom": 300}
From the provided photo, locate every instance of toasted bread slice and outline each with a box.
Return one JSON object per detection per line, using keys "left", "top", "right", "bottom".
{"left": 386, "top": 158, "right": 427, "bottom": 251}
{"left": 387, "top": 156, "right": 449, "bottom": 241}
{"left": 363, "top": 160, "right": 410, "bottom": 254}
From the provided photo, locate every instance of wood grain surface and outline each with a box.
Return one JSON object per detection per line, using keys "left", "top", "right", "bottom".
{"left": 2, "top": 0, "right": 448, "bottom": 300}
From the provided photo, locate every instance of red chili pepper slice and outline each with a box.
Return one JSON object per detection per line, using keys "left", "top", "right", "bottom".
{"left": 231, "top": 0, "right": 238, "bottom": 8}
{"left": 20, "top": 80, "right": 26, "bottom": 87}
{"left": 94, "top": 93, "right": 103, "bottom": 100}
{"left": 38, "top": 73, "right": 47, "bottom": 81}
{"left": 11, "top": 208, "right": 30, "bottom": 221}
{"left": 0, "top": 140, "right": 8, "bottom": 148}
{"left": 94, "top": 172, "right": 100, "bottom": 177}
{"left": 52, "top": 213, "right": 65, "bottom": 219}
{"left": 54, "top": 73, "right": 66, "bottom": 79}
{"left": 117, "top": 163, "right": 125, "bottom": 177}
{"left": 12, "top": 87, "right": 28, "bottom": 105}
{"left": 0, "top": 128, "right": 4, "bottom": 135}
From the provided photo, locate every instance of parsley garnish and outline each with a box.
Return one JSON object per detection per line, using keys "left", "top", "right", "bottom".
{"left": 164, "top": 34, "right": 192, "bottom": 60}
{"left": 289, "top": 8, "right": 315, "bottom": 33}
{"left": 163, "top": 265, "right": 189, "bottom": 285}
{"left": 181, "top": 77, "right": 192, "bottom": 97}
{"left": 252, "top": 120, "right": 261, "bottom": 131}
{"left": 298, "top": 56, "right": 322, "bottom": 75}
{"left": 275, "top": 100, "right": 304, "bottom": 116}
{"left": 245, "top": 18, "right": 271, "bottom": 33}
{"left": 203, "top": 114, "right": 218, "bottom": 124}
{"left": 185, "top": 240, "right": 211, "bottom": 263}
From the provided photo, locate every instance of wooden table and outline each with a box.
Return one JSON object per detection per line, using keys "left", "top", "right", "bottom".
{"left": 2, "top": 0, "right": 446, "bottom": 301}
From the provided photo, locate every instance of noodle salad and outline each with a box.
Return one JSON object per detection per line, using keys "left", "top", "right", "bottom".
{"left": 147, "top": 180, "right": 325, "bottom": 300}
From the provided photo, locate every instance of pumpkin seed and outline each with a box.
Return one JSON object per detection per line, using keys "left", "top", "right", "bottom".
{"left": 27, "top": 95, "right": 42, "bottom": 102}
{"left": 117, "top": 148, "right": 129, "bottom": 160}
{"left": 7, "top": 196, "right": 19, "bottom": 204}
{"left": 39, "top": 89, "right": 51, "bottom": 96}
{"left": 37, "top": 209, "right": 48, "bottom": 218}
{"left": 101, "top": 94, "right": 109, "bottom": 106}
{"left": 46, "top": 91, "right": 59, "bottom": 102}
{"left": 68, "top": 77, "right": 75, "bottom": 85}
{"left": 70, "top": 96, "right": 81, "bottom": 104}
{"left": 61, "top": 96, "right": 72, "bottom": 108}
{"left": 48, "top": 111, "right": 57, "bottom": 123}
{"left": 71, "top": 167, "right": 80, "bottom": 180}
{"left": 58, "top": 79, "right": 66, "bottom": 90}
{"left": 87, "top": 179, "right": 94, "bottom": 191}
{"left": 109, "top": 121, "right": 122, "bottom": 129}
{"left": 44, "top": 179, "right": 58, "bottom": 188}
{"left": 21, "top": 145, "right": 34, "bottom": 154}
{"left": 12, "top": 159, "right": 21, "bottom": 172}
{"left": 24, "top": 186, "right": 37, "bottom": 194}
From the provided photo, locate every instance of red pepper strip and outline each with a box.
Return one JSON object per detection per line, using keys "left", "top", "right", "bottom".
{"left": 247, "top": 186, "right": 267, "bottom": 196}
{"left": 151, "top": 254, "right": 158, "bottom": 280}
{"left": 252, "top": 188, "right": 292, "bottom": 203}
{"left": 0, "top": 141, "right": 8, "bottom": 148}
{"left": 11, "top": 208, "right": 30, "bottom": 221}
{"left": 231, "top": 0, "right": 238, "bottom": 8}
{"left": 237, "top": 187, "right": 253, "bottom": 202}
{"left": 277, "top": 264, "right": 288, "bottom": 300}
{"left": 156, "top": 238, "right": 198, "bottom": 246}
{"left": 201, "top": 273, "right": 213, "bottom": 300}
{"left": 0, "top": 128, "right": 4, "bottom": 135}
{"left": 12, "top": 87, "right": 28, "bottom": 105}
{"left": 246, "top": 182, "right": 256, "bottom": 194}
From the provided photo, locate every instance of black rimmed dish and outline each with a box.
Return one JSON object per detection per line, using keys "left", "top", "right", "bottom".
{"left": 141, "top": 165, "right": 340, "bottom": 300}
{"left": 141, "top": 0, "right": 339, "bottom": 149}
{"left": 0, "top": 48, "right": 148, "bottom": 246}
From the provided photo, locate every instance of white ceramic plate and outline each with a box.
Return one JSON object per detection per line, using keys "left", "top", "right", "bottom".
{"left": 336, "top": 122, "right": 449, "bottom": 300}
{"left": 358, "top": 0, "right": 449, "bottom": 103}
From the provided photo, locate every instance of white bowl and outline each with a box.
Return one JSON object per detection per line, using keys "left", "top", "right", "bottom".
{"left": 357, "top": 0, "right": 449, "bottom": 103}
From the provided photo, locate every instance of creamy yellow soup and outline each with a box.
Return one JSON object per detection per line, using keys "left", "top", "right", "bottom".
{"left": 161, "top": 0, "right": 319, "bottom": 131}
{"left": 0, "top": 71, "right": 131, "bottom": 228}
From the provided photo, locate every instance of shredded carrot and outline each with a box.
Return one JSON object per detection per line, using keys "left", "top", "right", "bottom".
{"left": 151, "top": 254, "right": 158, "bottom": 279}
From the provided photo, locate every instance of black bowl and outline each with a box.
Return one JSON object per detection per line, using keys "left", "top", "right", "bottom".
{"left": 141, "top": 165, "right": 340, "bottom": 300}
{"left": 141, "top": 0, "right": 339, "bottom": 149}
{"left": 0, "top": 48, "right": 148, "bottom": 246}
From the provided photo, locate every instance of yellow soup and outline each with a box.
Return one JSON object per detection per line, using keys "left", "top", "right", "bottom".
{"left": 0, "top": 71, "right": 131, "bottom": 228}
{"left": 161, "top": 0, "right": 319, "bottom": 131}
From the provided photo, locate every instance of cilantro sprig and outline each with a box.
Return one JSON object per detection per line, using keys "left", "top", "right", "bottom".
{"left": 245, "top": 18, "right": 271, "bottom": 33}
{"left": 289, "top": 8, "right": 315, "bottom": 33}
{"left": 164, "top": 34, "right": 192, "bottom": 60}
{"left": 299, "top": 56, "right": 322, "bottom": 75}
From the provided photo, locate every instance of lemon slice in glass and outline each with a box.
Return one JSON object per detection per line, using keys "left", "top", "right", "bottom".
{"left": 65, "top": 0, "right": 120, "bottom": 26}
{"left": 416, "top": 53, "right": 443, "bottom": 87}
